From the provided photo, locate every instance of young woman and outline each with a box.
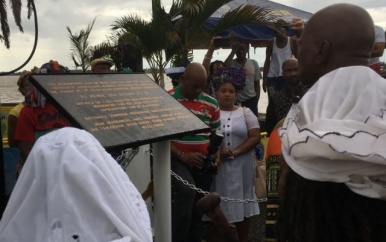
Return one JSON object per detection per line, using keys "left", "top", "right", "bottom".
{"left": 209, "top": 67, "right": 261, "bottom": 242}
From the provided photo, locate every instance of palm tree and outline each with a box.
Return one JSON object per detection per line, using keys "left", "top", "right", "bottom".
{"left": 168, "top": 0, "right": 276, "bottom": 65}
{"left": 0, "top": 0, "right": 35, "bottom": 48}
{"left": 112, "top": 1, "right": 180, "bottom": 87}
{"left": 112, "top": 0, "right": 275, "bottom": 85}
{"left": 66, "top": 18, "right": 96, "bottom": 72}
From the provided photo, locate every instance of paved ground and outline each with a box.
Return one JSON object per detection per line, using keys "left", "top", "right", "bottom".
{"left": 202, "top": 201, "right": 267, "bottom": 242}
{"left": 249, "top": 201, "right": 267, "bottom": 242}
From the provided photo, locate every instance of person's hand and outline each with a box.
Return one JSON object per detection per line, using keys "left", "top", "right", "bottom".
{"left": 210, "top": 37, "right": 220, "bottom": 50}
{"left": 215, "top": 159, "right": 221, "bottom": 174}
{"left": 181, "top": 152, "right": 205, "bottom": 169}
{"left": 262, "top": 78, "right": 267, "bottom": 93}
{"left": 220, "top": 148, "right": 234, "bottom": 159}
{"left": 231, "top": 42, "right": 240, "bottom": 53}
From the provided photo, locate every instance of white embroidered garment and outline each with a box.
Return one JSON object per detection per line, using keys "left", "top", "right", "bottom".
{"left": 280, "top": 66, "right": 386, "bottom": 200}
{"left": 0, "top": 127, "right": 152, "bottom": 242}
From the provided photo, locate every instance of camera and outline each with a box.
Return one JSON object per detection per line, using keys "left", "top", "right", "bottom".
{"left": 213, "top": 38, "right": 231, "bottom": 49}
{"left": 193, "top": 131, "right": 224, "bottom": 175}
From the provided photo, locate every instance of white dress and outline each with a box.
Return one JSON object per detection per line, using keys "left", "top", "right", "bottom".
{"left": 212, "top": 107, "right": 260, "bottom": 223}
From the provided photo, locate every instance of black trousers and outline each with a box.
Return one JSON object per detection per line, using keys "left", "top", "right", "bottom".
{"left": 171, "top": 157, "right": 213, "bottom": 242}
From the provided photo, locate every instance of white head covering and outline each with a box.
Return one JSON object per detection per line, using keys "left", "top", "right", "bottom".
{"left": 0, "top": 127, "right": 152, "bottom": 242}
{"left": 280, "top": 66, "right": 386, "bottom": 200}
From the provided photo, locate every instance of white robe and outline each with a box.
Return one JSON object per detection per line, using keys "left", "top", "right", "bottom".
{"left": 0, "top": 127, "right": 152, "bottom": 242}
{"left": 280, "top": 66, "right": 386, "bottom": 200}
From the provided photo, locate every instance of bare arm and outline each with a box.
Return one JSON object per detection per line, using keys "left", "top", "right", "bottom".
{"left": 203, "top": 39, "right": 216, "bottom": 76}
{"left": 224, "top": 42, "right": 240, "bottom": 67}
{"left": 7, "top": 115, "right": 18, "bottom": 147}
{"left": 291, "top": 37, "right": 298, "bottom": 58}
{"left": 262, "top": 40, "right": 273, "bottom": 93}
{"left": 18, "top": 140, "right": 34, "bottom": 162}
{"left": 171, "top": 143, "right": 205, "bottom": 169}
{"left": 254, "top": 80, "right": 261, "bottom": 105}
{"left": 232, "top": 128, "right": 260, "bottom": 157}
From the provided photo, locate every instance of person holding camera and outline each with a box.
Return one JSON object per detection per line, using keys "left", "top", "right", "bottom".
{"left": 202, "top": 37, "right": 225, "bottom": 97}
{"left": 224, "top": 39, "right": 262, "bottom": 117}
{"left": 168, "top": 63, "right": 221, "bottom": 242}
{"left": 206, "top": 67, "right": 261, "bottom": 242}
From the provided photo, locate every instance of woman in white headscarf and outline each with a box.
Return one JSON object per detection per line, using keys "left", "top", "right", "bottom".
{"left": 0, "top": 127, "right": 152, "bottom": 242}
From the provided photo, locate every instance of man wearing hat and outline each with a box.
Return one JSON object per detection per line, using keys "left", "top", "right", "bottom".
{"left": 91, "top": 58, "right": 114, "bottom": 73}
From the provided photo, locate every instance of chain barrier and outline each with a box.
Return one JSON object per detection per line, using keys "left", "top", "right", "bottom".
{"left": 116, "top": 148, "right": 139, "bottom": 170}
{"left": 117, "top": 146, "right": 267, "bottom": 203}
{"left": 170, "top": 170, "right": 267, "bottom": 203}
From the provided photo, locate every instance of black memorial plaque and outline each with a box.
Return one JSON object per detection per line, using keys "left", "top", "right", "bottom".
{"left": 30, "top": 73, "right": 210, "bottom": 151}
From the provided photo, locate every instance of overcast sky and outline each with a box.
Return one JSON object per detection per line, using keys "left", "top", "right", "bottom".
{"left": 0, "top": 0, "right": 385, "bottom": 73}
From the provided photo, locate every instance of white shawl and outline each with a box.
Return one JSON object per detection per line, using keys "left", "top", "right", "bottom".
{"left": 280, "top": 66, "right": 386, "bottom": 200}
{"left": 0, "top": 127, "right": 152, "bottom": 242}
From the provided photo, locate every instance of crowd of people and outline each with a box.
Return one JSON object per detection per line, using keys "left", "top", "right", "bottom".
{"left": 165, "top": 4, "right": 386, "bottom": 242}
{"left": 1, "top": 2, "right": 386, "bottom": 242}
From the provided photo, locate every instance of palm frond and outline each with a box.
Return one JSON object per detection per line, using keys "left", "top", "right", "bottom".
{"left": 91, "top": 41, "right": 113, "bottom": 59}
{"left": 0, "top": 0, "right": 35, "bottom": 48}
{"left": 112, "top": 15, "right": 149, "bottom": 32}
{"left": 112, "top": 14, "right": 169, "bottom": 58}
{"left": 168, "top": 0, "right": 183, "bottom": 18}
{"left": 179, "top": 0, "right": 232, "bottom": 34}
{"left": 66, "top": 18, "right": 96, "bottom": 71}
{"left": 181, "top": 0, "right": 206, "bottom": 16}
{"left": 211, "top": 4, "right": 276, "bottom": 34}
{"left": 10, "top": 0, "right": 23, "bottom": 32}
{"left": 27, "top": 0, "right": 33, "bottom": 18}
{"left": 0, "top": 0, "right": 10, "bottom": 48}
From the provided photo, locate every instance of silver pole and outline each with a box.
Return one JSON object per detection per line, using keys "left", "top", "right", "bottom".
{"left": 153, "top": 140, "right": 171, "bottom": 242}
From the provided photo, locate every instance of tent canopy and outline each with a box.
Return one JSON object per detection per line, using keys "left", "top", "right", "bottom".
{"left": 212, "top": 0, "right": 313, "bottom": 21}
{"left": 194, "top": 0, "right": 313, "bottom": 48}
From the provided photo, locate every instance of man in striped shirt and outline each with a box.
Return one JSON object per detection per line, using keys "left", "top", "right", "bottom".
{"left": 168, "top": 62, "right": 220, "bottom": 242}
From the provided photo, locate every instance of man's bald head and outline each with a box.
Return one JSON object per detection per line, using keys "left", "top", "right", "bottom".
{"left": 282, "top": 58, "right": 299, "bottom": 85}
{"left": 184, "top": 63, "right": 207, "bottom": 81}
{"left": 298, "top": 3, "right": 375, "bottom": 85}
{"left": 282, "top": 58, "right": 298, "bottom": 71}
{"left": 180, "top": 63, "right": 207, "bottom": 100}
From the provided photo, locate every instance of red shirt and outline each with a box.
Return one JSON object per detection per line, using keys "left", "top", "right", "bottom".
{"left": 15, "top": 103, "right": 71, "bottom": 142}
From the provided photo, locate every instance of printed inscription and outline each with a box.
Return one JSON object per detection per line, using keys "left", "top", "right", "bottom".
{"left": 46, "top": 79, "right": 188, "bottom": 133}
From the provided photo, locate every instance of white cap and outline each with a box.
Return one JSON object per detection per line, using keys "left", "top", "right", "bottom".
{"left": 91, "top": 58, "right": 114, "bottom": 68}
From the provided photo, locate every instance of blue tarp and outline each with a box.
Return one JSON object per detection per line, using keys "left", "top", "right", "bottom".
{"left": 206, "top": 0, "right": 313, "bottom": 40}
{"left": 203, "top": 17, "right": 277, "bottom": 39}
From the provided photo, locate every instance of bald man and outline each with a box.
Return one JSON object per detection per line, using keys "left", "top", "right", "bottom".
{"left": 265, "top": 58, "right": 302, "bottom": 135}
{"left": 296, "top": 4, "right": 374, "bottom": 86}
{"left": 269, "top": 58, "right": 304, "bottom": 121}
{"left": 168, "top": 63, "right": 220, "bottom": 242}
{"left": 277, "top": 3, "right": 386, "bottom": 241}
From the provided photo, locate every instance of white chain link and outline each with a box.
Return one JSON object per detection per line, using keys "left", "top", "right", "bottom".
{"left": 116, "top": 148, "right": 139, "bottom": 170}
{"left": 170, "top": 170, "right": 267, "bottom": 203}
